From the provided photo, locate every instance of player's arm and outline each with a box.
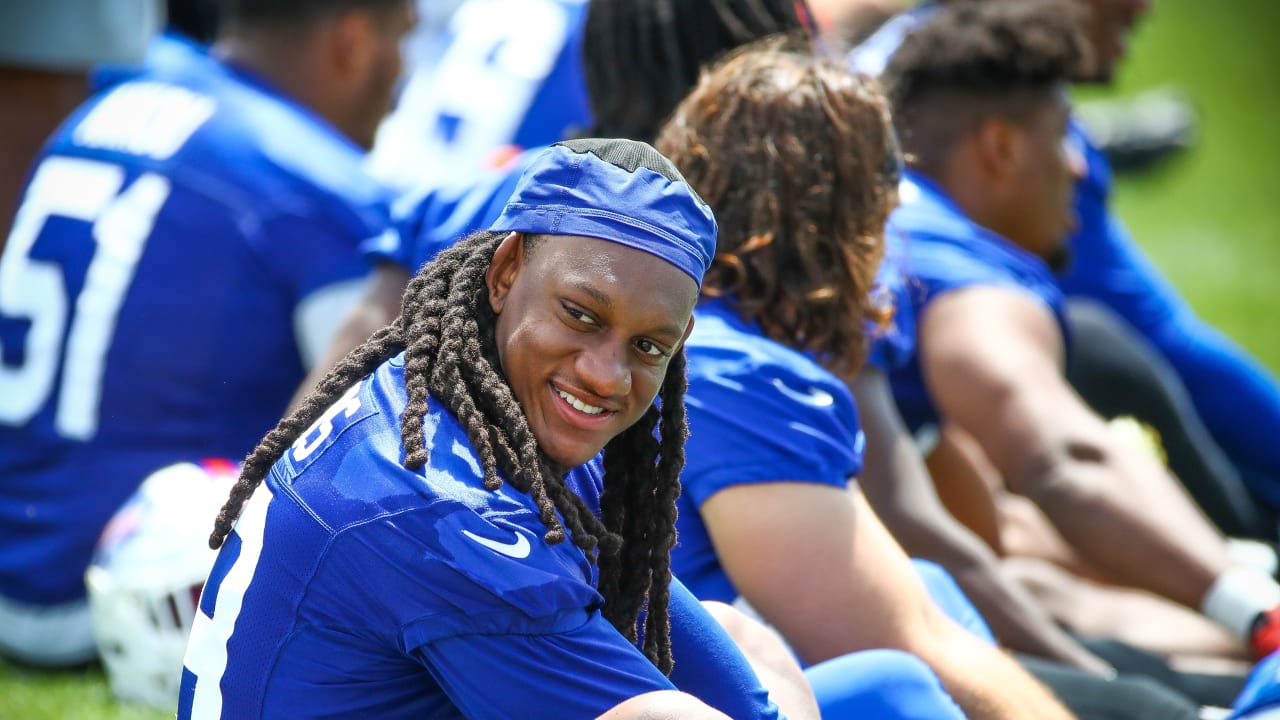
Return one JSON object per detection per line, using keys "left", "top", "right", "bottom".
{"left": 700, "top": 480, "right": 1074, "bottom": 720}
{"left": 851, "top": 366, "right": 1113, "bottom": 675}
{"left": 918, "top": 285, "right": 1233, "bottom": 610}
{"left": 595, "top": 692, "right": 731, "bottom": 720}
{"left": 411, "top": 605, "right": 782, "bottom": 720}
{"left": 288, "top": 261, "right": 409, "bottom": 411}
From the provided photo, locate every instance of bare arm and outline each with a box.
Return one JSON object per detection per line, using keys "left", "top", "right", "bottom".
{"left": 288, "top": 262, "right": 410, "bottom": 412}
{"left": 918, "top": 286, "right": 1233, "bottom": 610}
{"left": 851, "top": 367, "right": 1112, "bottom": 674}
{"left": 700, "top": 481, "right": 1074, "bottom": 720}
{"left": 595, "top": 692, "right": 731, "bottom": 720}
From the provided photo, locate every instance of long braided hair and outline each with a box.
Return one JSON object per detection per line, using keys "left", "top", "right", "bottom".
{"left": 210, "top": 229, "right": 690, "bottom": 673}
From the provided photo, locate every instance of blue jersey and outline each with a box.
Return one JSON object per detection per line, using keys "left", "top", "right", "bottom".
{"left": 887, "top": 172, "right": 1067, "bottom": 431}
{"left": 0, "top": 54, "right": 388, "bottom": 606}
{"left": 368, "top": 149, "right": 534, "bottom": 271}
{"left": 179, "top": 354, "right": 779, "bottom": 720}
{"left": 367, "top": 0, "right": 591, "bottom": 193}
{"left": 867, "top": 234, "right": 917, "bottom": 373}
{"left": 675, "top": 300, "right": 864, "bottom": 603}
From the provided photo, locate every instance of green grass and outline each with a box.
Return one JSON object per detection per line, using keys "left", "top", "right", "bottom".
{"left": 0, "top": 657, "right": 169, "bottom": 719}
{"left": 1080, "top": 0, "right": 1280, "bottom": 373}
{"left": 3, "top": 1, "right": 1277, "bottom": 716}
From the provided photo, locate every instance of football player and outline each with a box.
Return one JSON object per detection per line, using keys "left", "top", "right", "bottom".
{"left": 879, "top": 0, "right": 1280, "bottom": 663}
{"left": 179, "top": 138, "right": 814, "bottom": 720}
{"left": 0, "top": 0, "right": 413, "bottom": 665}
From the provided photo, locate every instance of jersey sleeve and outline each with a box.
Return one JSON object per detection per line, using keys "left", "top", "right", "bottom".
{"left": 249, "top": 205, "right": 371, "bottom": 304}
{"left": 682, "top": 354, "right": 863, "bottom": 508}
{"left": 665, "top": 576, "right": 782, "bottom": 720}
{"left": 411, "top": 611, "right": 678, "bottom": 720}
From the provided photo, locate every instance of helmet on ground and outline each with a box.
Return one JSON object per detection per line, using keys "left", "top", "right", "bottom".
{"left": 86, "top": 458, "right": 238, "bottom": 710}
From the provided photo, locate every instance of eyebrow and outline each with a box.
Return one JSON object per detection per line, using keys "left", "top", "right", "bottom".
{"left": 567, "top": 280, "right": 612, "bottom": 310}
{"left": 566, "top": 279, "right": 686, "bottom": 342}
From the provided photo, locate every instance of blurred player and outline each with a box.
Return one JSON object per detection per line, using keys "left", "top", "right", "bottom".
{"left": 880, "top": 0, "right": 1280, "bottom": 663}
{"left": 366, "top": 0, "right": 591, "bottom": 194}
{"left": 0, "top": 0, "right": 413, "bottom": 666}
{"left": 656, "top": 39, "right": 1076, "bottom": 720}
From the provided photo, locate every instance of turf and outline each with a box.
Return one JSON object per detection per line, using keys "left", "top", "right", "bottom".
{"left": 1081, "top": 0, "right": 1280, "bottom": 373}
{"left": 2, "top": 1, "right": 1276, "bottom": 716}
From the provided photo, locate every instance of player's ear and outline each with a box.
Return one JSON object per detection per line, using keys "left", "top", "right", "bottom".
{"left": 974, "top": 117, "right": 1022, "bottom": 183}
{"left": 327, "top": 8, "right": 380, "bottom": 86}
{"left": 487, "top": 232, "right": 525, "bottom": 315}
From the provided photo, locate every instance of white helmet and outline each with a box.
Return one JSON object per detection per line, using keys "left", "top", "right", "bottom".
{"left": 85, "top": 459, "right": 238, "bottom": 710}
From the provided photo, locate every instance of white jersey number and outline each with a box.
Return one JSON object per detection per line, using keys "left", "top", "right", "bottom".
{"left": 0, "top": 157, "right": 170, "bottom": 439}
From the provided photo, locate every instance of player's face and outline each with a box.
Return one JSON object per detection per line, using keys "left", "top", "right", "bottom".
{"left": 1005, "top": 90, "right": 1083, "bottom": 261}
{"left": 351, "top": 1, "right": 416, "bottom": 148}
{"left": 1076, "top": 0, "right": 1151, "bottom": 82}
{"left": 488, "top": 233, "right": 698, "bottom": 469}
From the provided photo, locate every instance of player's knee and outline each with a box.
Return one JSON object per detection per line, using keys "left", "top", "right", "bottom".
{"left": 806, "top": 649, "right": 966, "bottom": 720}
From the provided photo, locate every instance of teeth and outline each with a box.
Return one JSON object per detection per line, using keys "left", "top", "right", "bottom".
{"left": 557, "top": 389, "right": 605, "bottom": 415}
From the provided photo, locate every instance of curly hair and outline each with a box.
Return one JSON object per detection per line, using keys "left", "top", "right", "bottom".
{"left": 655, "top": 39, "right": 897, "bottom": 374}
{"left": 881, "top": 0, "right": 1092, "bottom": 173}
{"left": 210, "top": 226, "right": 691, "bottom": 673}
{"left": 583, "top": 0, "right": 801, "bottom": 142}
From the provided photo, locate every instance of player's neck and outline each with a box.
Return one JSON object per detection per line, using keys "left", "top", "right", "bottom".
{"left": 213, "top": 34, "right": 350, "bottom": 140}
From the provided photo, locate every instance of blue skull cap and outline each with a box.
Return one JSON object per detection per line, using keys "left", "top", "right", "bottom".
{"left": 489, "top": 139, "right": 718, "bottom": 287}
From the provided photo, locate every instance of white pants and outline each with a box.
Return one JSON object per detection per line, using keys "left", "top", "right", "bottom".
{"left": 0, "top": 593, "right": 96, "bottom": 667}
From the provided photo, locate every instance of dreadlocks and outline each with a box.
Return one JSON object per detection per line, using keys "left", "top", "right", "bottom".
{"left": 209, "top": 230, "right": 690, "bottom": 673}
{"left": 656, "top": 38, "right": 896, "bottom": 375}
{"left": 583, "top": 0, "right": 801, "bottom": 141}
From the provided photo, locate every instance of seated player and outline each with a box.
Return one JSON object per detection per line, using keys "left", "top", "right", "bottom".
{"left": 852, "top": 0, "right": 1280, "bottom": 539}
{"left": 179, "top": 139, "right": 819, "bottom": 720}
{"left": 0, "top": 0, "right": 413, "bottom": 666}
{"left": 879, "top": 0, "right": 1280, "bottom": 661}
{"left": 654, "top": 35, "right": 1209, "bottom": 720}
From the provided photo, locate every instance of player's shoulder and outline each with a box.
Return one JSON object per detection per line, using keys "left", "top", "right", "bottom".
{"left": 55, "top": 57, "right": 388, "bottom": 218}
{"left": 685, "top": 301, "right": 856, "bottom": 440}
{"left": 686, "top": 301, "right": 838, "bottom": 392}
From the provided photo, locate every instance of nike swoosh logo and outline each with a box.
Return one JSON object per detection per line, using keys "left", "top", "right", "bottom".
{"left": 771, "top": 377, "right": 835, "bottom": 408}
{"left": 461, "top": 529, "right": 531, "bottom": 559}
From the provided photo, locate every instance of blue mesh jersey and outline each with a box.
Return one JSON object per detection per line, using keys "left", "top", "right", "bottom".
{"left": 0, "top": 53, "right": 390, "bottom": 607}
{"left": 886, "top": 171, "right": 1068, "bottom": 432}
{"left": 367, "top": 0, "right": 591, "bottom": 193}
{"left": 675, "top": 299, "right": 865, "bottom": 603}
{"left": 178, "top": 354, "right": 780, "bottom": 720}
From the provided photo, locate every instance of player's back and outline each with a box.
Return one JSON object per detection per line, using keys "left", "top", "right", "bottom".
{"left": 0, "top": 52, "right": 390, "bottom": 607}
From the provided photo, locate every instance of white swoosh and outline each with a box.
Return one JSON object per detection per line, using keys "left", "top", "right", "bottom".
{"left": 461, "top": 529, "right": 531, "bottom": 559}
{"left": 771, "top": 377, "right": 835, "bottom": 408}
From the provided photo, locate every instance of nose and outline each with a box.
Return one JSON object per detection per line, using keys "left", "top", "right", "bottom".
{"left": 1062, "top": 137, "right": 1087, "bottom": 181}
{"left": 575, "top": 340, "right": 631, "bottom": 400}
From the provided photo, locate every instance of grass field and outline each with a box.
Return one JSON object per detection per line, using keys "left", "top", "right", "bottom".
{"left": 2, "top": 1, "right": 1277, "bottom": 717}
